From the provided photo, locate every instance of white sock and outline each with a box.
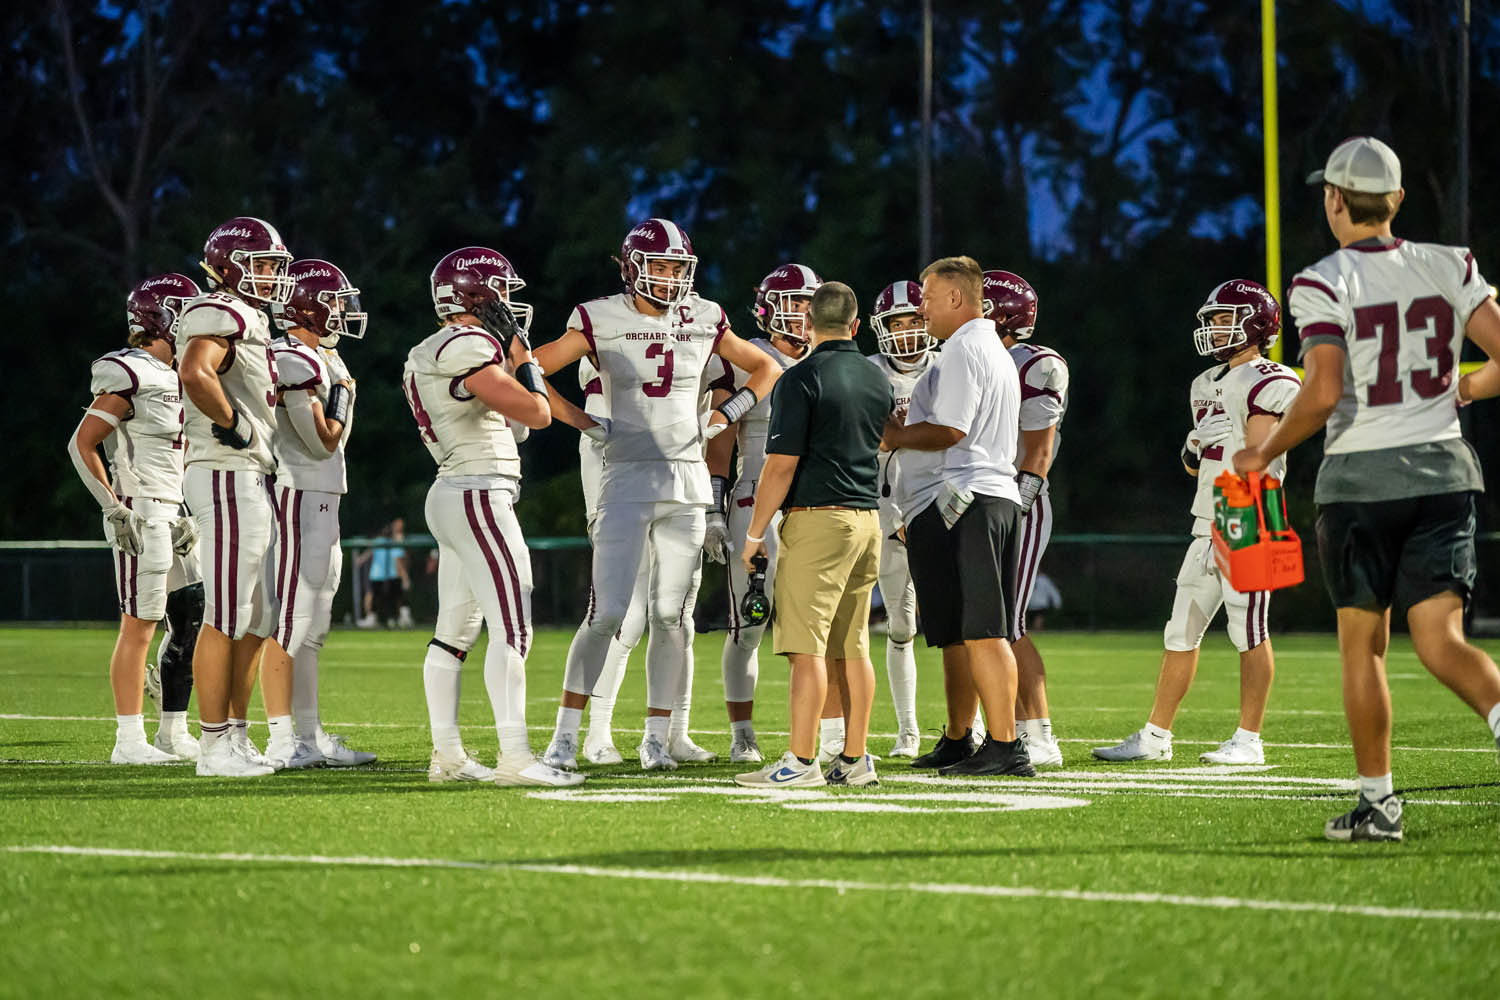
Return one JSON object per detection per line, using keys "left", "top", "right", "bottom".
{"left": 422, "top": 645, "right": 464, "bottom": 757}
{"left": 820, "top": 717, "right": 845, "bottom": 748}
{"left": 731, "top": 719, "right": 755, "bottom": 741}
{"left": 587, "top": 694, "right": 616, "bottom": 743}
{"left": 644, "top": 715, "right": 670, "bottom": 744}
{"left": 1036, "top": 717, "right": 1054, "bottom": 742}
{"left": 1016, "top": 719, "right": 1034, "bottom": 742}
{"left": 885, "top": 637, "right": 918, "bottom": 731}
{"left": 115, "top": 714, "right": 146, "bottom": 745}
{"left": 1486, "top": 701, "right": 1500, "bottom": 741}
{"left": 158, "top": 710, "right": 188, "bottom": 739}
{"left": 199, "top": 721, "right": 230, "bottom": 748}
{"left": 266, "top": 714, "right": 294, "bottom": 748}
{"left": 497, "top": 722, "right": 530, "bottom": 759}
{"left": 972, "top": 707, "right": 986, "bottom": 738}
{"left": 1145, "top": 723, "right": 1172, "bottom": 743}
{"left": 670, "top": 653, "right": 694, "bottom": 742}
{"left": 1233, "top": 726, "right": 1260, "bottom": 744}
{"left": 555, "top": 706, "right": 583, "bottom": 740}
{"left": 1359, "top": 773, "right": 1394, "bottom": 802}
{"left": 292, "top": 646, "right": 322, "bottom": 742}
{"left": 230, "top": 718, "right": 248, "bottom": 744}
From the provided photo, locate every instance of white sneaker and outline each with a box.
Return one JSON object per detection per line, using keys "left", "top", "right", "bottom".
{"left": 1092, "top": 729, "right": 1172, "bottom": 762}
{"left": 283, "top": 740, "right": 325, "bottom": 769}
{"left": 638, "top": 735, "right": 679, "bottom": 771}
{"left": 110, "top": 741, "right": 180, "bottom": 765}
{"left": 730, "top": 736, "right": 763, "bottom": 763}
{"left": 153, "top": 728, "right": 199, "bottom": 761}
{"left": 317, "top": 731, "right": 376, "bottom": 766}
{"left": 492, "top": 755, "right": 586, "bottom": 787}
{"left": 583, "top": 735, "right": 623, "bottom": 765}
{"left": 668, "top": 734, "right": 718, "bottom": 763}
{"left": 144, "top": 663, "right": 163, "bottom": 713}
{"left": 888, "top": 729, "right": 921, "bottom": 758}
{"left": 825, "top": 752, "right": 880, "bottom": 787}
{"left": 1200, "top": 735, "right": 1265, "bottom": 765}
{"left": 196, "top": 739, "right": 274, "bottom": 777}
{"left": 1023, "top": 734, "right": 1065, "bottom": 769}
{"left": 428, "top": 750, "right": 495, "bottom": 783}
{"left": 735, "top": 751, "right": 826, "bottom": 788}
{"left": 816, "top": 739, "right": 845, "bottom": 768}
{"left": 262, "top": 739, "right": 297, "bottom": 772}
{"left": 232, "top": 730, "right": 273, "bottom": 768}
{"left": 357, "top": 613, "right": 378, "bottom": 629}
{"left": 542, "top": 732, "right": 579, "bottom": 771}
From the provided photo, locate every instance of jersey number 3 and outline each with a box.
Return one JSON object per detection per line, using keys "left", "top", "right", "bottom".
{"left": 1353, "top": 296, "right": 1454, "bottom": 406}
{"left": 642, "top": 343, "right": 674, "bottom": 398}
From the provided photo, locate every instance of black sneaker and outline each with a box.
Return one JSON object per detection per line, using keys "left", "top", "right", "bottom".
{"left": 910, "top": 729, "right": 976, "bottom": 769}
{"left": 1324, "top": 794, "right": 1403, "bottom": 842}
{"left": 938, "top": 736, "right": 1036, "bottom": 777}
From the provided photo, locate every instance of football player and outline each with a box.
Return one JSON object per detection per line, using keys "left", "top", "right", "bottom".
{"left": 537, "top": 218, "right": 782, "bottom": 773}
{"left": 177, "top": 217, "right": 294, "bottom": 777}
{"left": 403, "top": 247, "right": 580, "bottom": 787}
{"left": 984, "top": 270, "right": 1069, "bottom": 769}
{"left": 1236, "top": 136, "right": 1500, "bottom": 842}
{"left": 1094, "top": 279, "right": 1298, "bottom": 766}
{"left": 865, "top": 279, "right": 934, "bottom": 757}
{"left": 711, "top": 263, "right": 821, "bottom": 764}
{"left": 252, "top": 258, "right": 376, "bottom": 768}
{"left": 69, "top": 274, "right": 205, "bottom": 764}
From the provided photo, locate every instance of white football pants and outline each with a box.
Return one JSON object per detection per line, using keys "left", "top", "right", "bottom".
{"left": 1011, "top": 493, "right": 1053, "bottom": 640}
{"left": 876, "top": 522, "right": 919, "bottom": 732}
{"left": 1163, "top": 535, "right": 1269, "bottom": 654}
{"left": 720, "top": 499, "right": 780, "bottom": 703}
{"left": 183, "top": 466, "right": 274, "bottom": 641}
{"left": 266, "top": 488, "right": 342, "bottom": 656}
{"left": 110, "top": 496, "right": 200, "bottom": 623}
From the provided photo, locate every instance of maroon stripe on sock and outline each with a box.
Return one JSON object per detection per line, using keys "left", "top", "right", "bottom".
{"left": 481, "top": 491, "right": 529, "bottom": 656}
{"left": 226, "top": 471, "right": 239, "bottom": 636}
{"left": 464, "top": 490, "right": 517, "bottom": 650}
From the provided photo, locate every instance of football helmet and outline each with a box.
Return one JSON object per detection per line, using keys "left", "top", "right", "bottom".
{"left": 871, "top": 280, "right": 932, "bottom": 368}
{"left": 981, "top": 270, "right": 1038, "bottom": 340}
{"left": 429, "top": 247, "right": 533, "bottom": 335}
{"left": 619, "top": 218, "right": 697, "bottom": 307}
{"left": 752, "top": 263, "right": 822, "bottom": 352}
{"left": 281, "top": 259, "right": 367, "bottom": 348}
{"left": 1193, "top": 279, "right": 1281, "bottom": 361}
{"left": 200, "top": 217, "right": 294, "bottom": 305}
{"left": 126, "top": 273, "right": 201, "bottom": 349}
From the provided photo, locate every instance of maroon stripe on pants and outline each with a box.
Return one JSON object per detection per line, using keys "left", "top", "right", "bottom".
{"left": 274, "top": 486, "right": 291, "bottom": 642}
{"left": 283, "top": 489, "right": 303, "bottom": 648}
{"left": 1013, "top": 503, "right": 1041, "bottom": 638}
{"left": 480, "top": 492, "right": 529, "bottom": 655}
{"left": 115, "top": 538, "right": 127, "bottom": 617}
{"left": 226, "top": 471, "right": 239, "bottom": 636}
{"left": 1248, "top": 591, "right": 1261, "bottom": 647}
{"left": 463, "top": 490, "right": 517, "bottom": 649}
{"left": 211, "top": 471, "right": 225, "bottom": 631}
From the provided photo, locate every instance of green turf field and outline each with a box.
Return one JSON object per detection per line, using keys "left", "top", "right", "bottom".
{"left": 2, "top": 625, "right": 1497, "bottom": 998}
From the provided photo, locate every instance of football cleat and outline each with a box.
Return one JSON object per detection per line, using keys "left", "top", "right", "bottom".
{"left": 231, "top": 729, "right": 273, "bottom": 768}
{"left": 583, "top": 737, "right": 624, "bottom": 765}
{"left": 1325, "top": 794, "right": 1403, "bottom": 843}
{"left": 153, "top": 728, "right": 200, "bottom": 762}
{"left": 110, "top": 741, "right": 181, "bottom": 765}
{"left": 910, "top": 730, "right": 975, "bottom": 769}
{"left": 541, "top": 732, "right": 579, "bottom": 771}
{"left": 668, "top": 734, "right": 718, "bottom": 763}
{"left": 1022, "top": 734, "right": 1065, "bottom": 769}
{"left": 196, "top": 739, "right": 274, "bottom": 777}
{"left": 428, "top": 750, "right": 496, "bottom": 784}
{"left": 144, "top": 663, "right": 163, "bottom": 713}
{"left": 283, "top": 740, "right": 326, "bottom": 770}
{"left": 888, "top": 729, "right": 922, "bottom": 758}
{"left": 262, "top": 738, "right": 297, "bottom": 772}
{"left": 1092, "top": 730, "right": 1172, "bottom": 763}
{"left": 729, "top": 736, "right": 763, "bottom": 764}
{"left": 492, "top": 755, "right": 586, "bottom": 788}
{"left": 735, "top": 751, "right": 826, "bottom": 788}
{"left": 638, "top": 735, "right": 679, "bottom": 771}
{"left": 1200, "top": 735, "right": 1264, "bottom": 766}
{"left": 938, "top": 736, "right": 1036, "bottom": 777}
{"left": 825, "top": 753, "right": 880, "bottom": 787}
{"left": 317, "top": 731, "right": 376, "bottom": 766}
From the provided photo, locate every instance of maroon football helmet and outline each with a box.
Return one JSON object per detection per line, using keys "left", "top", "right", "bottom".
{"left": 1194, "top": 279, "right": 1281, "bottom": 361}
{"left": 871, "top": 281, "right": 932, "bottom": 367}
{"left": 126, "top": 273, "right": 201, "bottom": 351}
{"left": 429, "top": 246, "right": 532, "bottom": 335}
{"left": 619, "top": 218, "right": 697, "bottom": 307}
{"left": 200, "top": 217, "right": 294, "bottom": 305}
{"left": 752, "top": 263, "right": 822, "bottom": 351}
{"left": 281, "top": 259, "right": 367, "bottom": 348}
{"left": 981, "top": 270, "right": 1038, "bottom": 340}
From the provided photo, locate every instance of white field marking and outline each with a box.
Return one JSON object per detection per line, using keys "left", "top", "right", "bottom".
{"left": 7, "top": 844, "right": 1500, "bottom": 924}
{"left": 525, "top": 783, "right": 1090, "bottom": 815}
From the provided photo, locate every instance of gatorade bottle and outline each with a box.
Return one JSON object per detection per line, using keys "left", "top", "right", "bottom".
{"left": 1262, "top": 476, "right": 1288, "bottom": 534}
{"left": 1213, "top": 471, "right": 1238, "bottom": 538}
{"left": 1221, "top": 476, "right": 1259, "bottom": 550}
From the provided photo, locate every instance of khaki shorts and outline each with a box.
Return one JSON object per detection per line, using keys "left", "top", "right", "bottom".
{"left": 772, "top": 508, "right": 882, "bottom": 659}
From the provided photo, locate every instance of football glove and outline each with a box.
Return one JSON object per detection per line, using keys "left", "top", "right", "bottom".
{"left": 169, "top": 515, "right": 199, "bottom": 557}
{"left": 211, "top": 410, "right": 255, "bottom": 450}
{"left": 582, "top": 416, "right": 611, "bottom": 443}
{"left": 1181, "top": 430, "right": 1203, "bottom": 473}
{"left": 703, "top": 510, "right": 730, "bottom": 564}
{"left": 103, "top": 502, "right": 144, "bottom": 557}
{"left": 476, "top": 299, "right": 529, "bottom": 353}
{"left": 1194, "top": 411, "right": 1233, "bottom": 448}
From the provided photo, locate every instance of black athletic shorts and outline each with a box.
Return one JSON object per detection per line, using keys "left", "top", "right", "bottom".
{"left": 1315, "top": 491, "right": 1478, "bottom": 612}
{"left": 906, "top": 493, "right": 1020, "bottom": 648}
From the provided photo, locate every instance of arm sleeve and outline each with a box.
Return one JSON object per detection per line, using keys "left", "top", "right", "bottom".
{"left": 179, "top": 300, "right": 247, "bottom": 341}
{"left": 284, "top": 391, "right": 333, "bottom": 455}
{"left": 765, "top": 372, "right": 813, "bottom": 457}
{"left": 1453, "top": 247, "right": 1493, "bottom": 325}
{"left": 67, "top": 414, "right": 119, "bottom": 509}
{"left": 1017, "top": 354, "right": 1068, "bottom": 431}
{"left": 1288, "top": 269, "right": 1350, "bottom": 359}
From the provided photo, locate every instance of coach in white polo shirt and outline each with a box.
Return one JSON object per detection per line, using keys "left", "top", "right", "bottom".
{"left": 882, "top": 255, "right": 1036, "bottom": 778}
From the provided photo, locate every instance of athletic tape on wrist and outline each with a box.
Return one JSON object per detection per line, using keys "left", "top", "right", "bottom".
{"left": 711, "top": 475, "right": 728, "bottom": 514}
{"left": 716, "top": 387, "right": 757, "bottom": 425}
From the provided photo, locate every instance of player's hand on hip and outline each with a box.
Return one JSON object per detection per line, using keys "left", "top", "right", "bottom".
{"left": 1194, "top": 411, "right": 1232, "bottom": 447}
{"left": 581, "top": 416, "right": 610, "bottom": 443}
{"left": 703, "top": 510, "right": 730, "bottom": 564}
{"left": 169, "top": 515, "right": 199, "bottom": 557}
{"left": 703, "top": 411, "right": 729, "bottom": 440}
{"left": 103, "top": 503, "right": 145, "bottom": 557}
{"left": 1231, "top": 446, "right": 1267, "bottom": 475}
{"left": 741, "top": 535, "right": 766, "bottom": 575}
{"left": 210, "top": 410, "right": 255, "bottom": 450}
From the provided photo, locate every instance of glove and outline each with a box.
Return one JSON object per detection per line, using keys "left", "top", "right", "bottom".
{"left": 476, "top": 299, "right": 528, "bottom": 353}
{"left": 703, "top": 418, "right": 729, "bottom": 440}
{"left": 103, "top": 503, "right": 144, "bottom": 557}
{"left": 169, "top": 515, "right": 199, "bottom": 557}
{"left": 1182, "top": 429, "right": 1203, "bottom": 472}
{"left": 1194, "top": 411, "right": 1232, "bottom": 448}
{"left": 1017, "top": 470, "right": 1045, "bottom": 516}
{"left": 703, "top": 510, "right": 730, "bottom": 564}
{"left": 582, "top": 416, "right": 611, "bottom": 443}
{"left": 211, "top": 410, "right": 255, "bottom": 450}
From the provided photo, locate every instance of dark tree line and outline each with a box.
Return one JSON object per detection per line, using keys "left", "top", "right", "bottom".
{"left": 5, "top": 0, "right": 1498, "bottom": 544}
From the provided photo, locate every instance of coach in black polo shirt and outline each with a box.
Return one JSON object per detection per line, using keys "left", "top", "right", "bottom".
{"left": 735, "top": 281, "right": 894, "bottom": 789}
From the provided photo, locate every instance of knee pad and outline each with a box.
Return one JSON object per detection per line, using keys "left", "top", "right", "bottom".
{"left": 164, "top": 583, "right": 205, "bottom": 657}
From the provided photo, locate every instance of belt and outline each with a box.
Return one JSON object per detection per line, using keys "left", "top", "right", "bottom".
{"left": 785, "top": 505, "right": 861, "bottom": 513}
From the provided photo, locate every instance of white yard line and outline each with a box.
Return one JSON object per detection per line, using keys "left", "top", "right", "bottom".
{"left": 5, "top": 843, "right": 1497, "bottom": 924}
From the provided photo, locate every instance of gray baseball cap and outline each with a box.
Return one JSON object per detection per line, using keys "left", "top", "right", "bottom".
{"left": 1306, "top": 136, "right": 1402, "bottom": 192}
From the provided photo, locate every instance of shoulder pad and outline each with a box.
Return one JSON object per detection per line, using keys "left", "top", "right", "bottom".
{"left": 273, "top": 342, "right": 323, "bottom": 390}
{"left": 180, "top": 297, "right": 250, "bottom": 340}
{"left": 428, "top": 327, "right": 503, "bottom": 377}
{"left": 90, "top": 353, "right": 140, "bottom": 397}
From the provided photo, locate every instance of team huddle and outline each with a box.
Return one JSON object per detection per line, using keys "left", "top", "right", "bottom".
{"left": 72, "top": 136, "right": 1500, "bottom": 840}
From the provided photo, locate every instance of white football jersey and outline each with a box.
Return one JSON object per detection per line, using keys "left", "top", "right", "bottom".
{"left": 868, "top": 352, "right": 931, "bottom": 529}
{"left": 569, "top": 291, "right": 728, "bottom": 506}
{"left": 1188, "top": 358, "right": 1301, "bottom": 528}
{"left": 176, "top": 292, "right": 277, "bottom": 473}
{"left": 1289, "top": 240, "right": 1491, "bottom": 454}
{"left": 403, "top": 325, "right": 520, "bottom": 481}
{"left": 727, "top": 337, "right": 800, "bottom": 496}
{"left": 1008, "top": 342, "right": 1069, "bottom": 495}
{"left": 579, "top": 355, "right": 607, "bottom": 422}
{"left": 88, "top": 348, "right": 185, "bottom": 503}
{"left": 271, "top": 337, "right": 348, "bottom": 494}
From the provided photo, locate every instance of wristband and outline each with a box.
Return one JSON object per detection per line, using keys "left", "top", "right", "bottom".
{"left": 745, "top": 534, "right": 764, "bottom": 545}
{"left": 716, "top": 386, "right": 758, "bottom": 425}
{"left": 1181, "top": 444, "right": 1202, "bottom": 472}
{"left": 710, "top": 475, "right": 728, "bottom": 514}
{"left": 326, "top": 383, "right": 351, "bottom": 425}
{"left": 515, "top": 361, "right": 549, "bottom": 398}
